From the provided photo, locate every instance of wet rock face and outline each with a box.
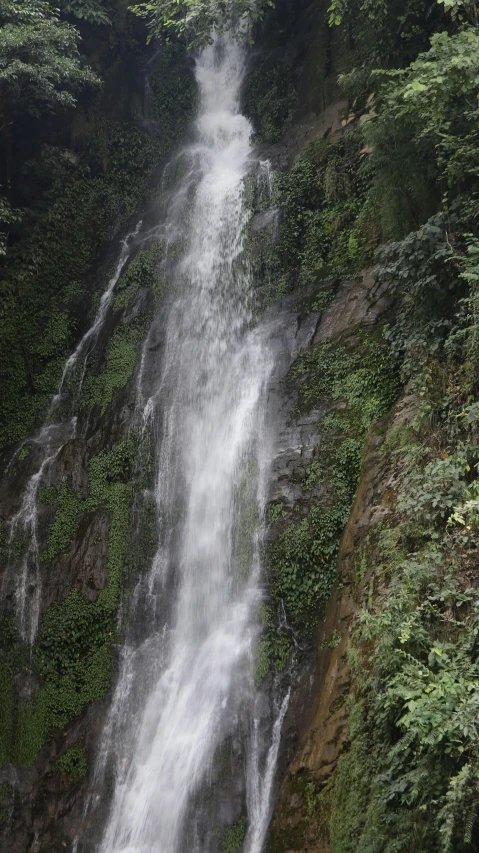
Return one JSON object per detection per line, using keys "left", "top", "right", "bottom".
{"left": 0, "top": 430, "right": 124, "bottom": 851}
{"left": 54, "top": 509, "right": 111, "bottom": 604}
{"left": 267, "top": 420, "right": 394, "bottom": 853}
{"left": 120, "top": 287, "right": 154, "bottom": 326}
{"left": 265, "top": 300, "right": 323, "bottom": 512}
{"left": 266, "top": 270, "right": 392, "bottom": 522}
{"left": 263, "top": 271, "right": 394, "bottom": 853}
{"left": 312, "top": 271, "right": 391, "bottom": 343}
{"left": 0, "top": 700, "right": 108, "bottom": 853}
{"left": 251, "top": 209, "right": 281, "bottom": 235}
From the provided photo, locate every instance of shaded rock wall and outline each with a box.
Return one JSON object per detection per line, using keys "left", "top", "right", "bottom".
{"left": 265, "top": 269, "right": 396, "bottom": 853}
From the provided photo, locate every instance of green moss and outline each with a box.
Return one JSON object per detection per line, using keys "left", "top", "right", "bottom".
{"left": 266, "top": 333, "right": 399, "bottom": 635}
{"left": 112, "top": 241, "right": 167, "bottom": 312}
{"left": 55, "top": 743, "right": 88, "bottom": 781}
{"left": 86, "top": 438, "right": 135, "bottom": 507}
{"left": 304, "top": 461, "right": 324, "bottom": 491}
{"left": 98, "top": 481, "right": 132, "bottom": 607}
{"left": 15, "top": 642, "right": 112, "bottom": 766}
{"left": 0, "top": 37, "right": 195, "bottom": 453}
{"left": 0, "top": 128, "right": 160, "bottom": 450}
{"left": 269, "top": 505, "right": 346, "bottom": 631}
{"left": 254, "top": 605, "right": 294, "bottom": 684}
{"left": 268, "top": 502, "right": 288, "bottom": 523}
{"left": 133, "top": 495, "right": 158, "bottom": 575}
{"left": 267, "top": 132, "right": 371, "bottom": 295}
{"left": 290, "top": 336, "right": 399, "bottom": 423}
{"left": 254, "top": 637, "right": 272, "bottom": 684}
{"left": 329, "top": 702, "right": 380, "bottom": 853}
{"left": 36, "top": 484, "right": 58, "bottom": 507}
{"left": 221, "top": 816, "right": 246, "bottom": 853}
{"left": 82, "top": 241, "right": 173, "bottom": 416}
{"left": 328, "top": 415, "right": 479, "bottom": 849}
{"left": 82, "top": 323, "right": 143, "bottom": 414}
{"left": 6, "top": 439, "right": 137, "bottom": 766}
{"left": 0, "top": 782, "right": 10, "bottom": 823}
{"left": 0, "top": 661, "right": 15, "bottom": 767}
{"left": 289, "top": 340, "right": 351, "bottom": 415}
{"left": 41, "top": 484, "right": 84, "bottom": 562}
{"left": 0, "top": 616, "right": 19, "bottom": 766}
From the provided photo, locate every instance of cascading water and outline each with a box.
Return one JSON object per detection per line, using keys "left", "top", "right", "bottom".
{"left": 7, "top": 440, "right": 67, "bottom": 645}
{"left": 82, "top": 33, "right": 288, "bottom": 853}
{"left": 3, "top": 225, "right": 141, "bottom": 644}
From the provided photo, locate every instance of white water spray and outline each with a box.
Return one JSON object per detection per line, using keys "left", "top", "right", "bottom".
{"left": 87, "top": 34, "right": 286, "bottom": 853}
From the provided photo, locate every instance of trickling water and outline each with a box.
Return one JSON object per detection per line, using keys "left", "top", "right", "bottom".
{"left": 52, "top": 222, "right": 142, "bottom": 413}
{"left": 4, "top": 224, "right": 142, "bottom": 643}
{"left": 8, "top": 442, "right": 66, "bottom": 644}
{"left": 84, "top": 33, "right": 286, "bottom": 853}
{"left": 245, "top": 689, "right": 290, "bottom": 853}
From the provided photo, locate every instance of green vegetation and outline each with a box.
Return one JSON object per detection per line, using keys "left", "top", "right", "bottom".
{"left": 129, "top": 0, "right": 272, "bottom": 48}
{"left": 82, "top": 242, "right": 171, "bottom": 413}
{"left": 55, "top": 743, "right": 88, "bottom": 780}
{"left": 0, "top": 781, "right": 11, "bottom": 824}
{"left": 257, "top": 332, "right": 399, "bottom": 680}
{"left": 113, "top": 241, "right": 166, "bottom": 311}
{"left": 247, "top": 131, "right": 371, "bottom": 306}
{"left": 243, "top": 53, "right": 296, "bottom": 143}
{"left": 254, "top": 604, "right": 293, "bottom": 684}
{"left": 0, "top": 439, "right": 137, "bottom": 766}
{"left": 220, "top": 816, "right": 247, "bottom": 853}
{"left": 276, "top": 134, "right": 369, "bottom": 284}
{"left": 289, "top": 2, "right": 479, "bottom": 842}
{"left": 0, "top": 14, "right": 194, "bottom": 450}
{"left": 329, "top": 428, "right": 479, "bottom": 851}
{"left": 0, "top": 4, "right": 190, "bottom": 778}
{"left": 82, "top": 322, "right": 144, "bottom": 414}
{"left": 254, "top": 0, "right": 479, "bottom": 685}
{"left": 0, "top": 0, "right": 100, "bottom": 188}
{"left": 3, "top": 0, "right": 479, "bottom": 844}
{"left": 60, "top": 0, "right": 111, "bottom": 24}
{"left": 40, "top": 484, "right": 84, "bottom": 562}
{"left": 267, "top": 335, "right": 399, "bottom": 636}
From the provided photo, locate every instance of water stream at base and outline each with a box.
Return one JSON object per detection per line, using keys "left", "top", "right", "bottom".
{"left": 83, "top": 33, "right": 288, "bottom": 853}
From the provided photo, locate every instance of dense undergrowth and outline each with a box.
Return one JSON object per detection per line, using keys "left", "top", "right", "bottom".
{"left": 266, "top": 334, "right": 399, "bottom": 634}
{"left": 0, "top": 4, "right": 194, "bottom": 450}
{"left": 243, "top": 0, "right": 479, "bottom": 848}
{"left": 302, "top": 1, "right": 479, "bottom": 849}
{"left": 0, "top": 438, "right": 139, "bottom": 766}
{"left": 328, "top": 372, "right": 479, "bottom": 851}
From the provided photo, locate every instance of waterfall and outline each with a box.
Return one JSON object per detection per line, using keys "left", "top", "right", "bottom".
{"left": 3, "top": 225, "right": 142, "bottom": 644}
{"left": 84, "top": 33, "right": 286, "bottom": 853}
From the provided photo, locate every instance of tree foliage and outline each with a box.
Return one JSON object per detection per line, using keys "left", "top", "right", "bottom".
{"left": 368, "top": 28, "right": 479, "bottom": 194}
{"left": 0, "top": 0, "right": 100, "bottom": 246}
{"left": 60, "top": 0, "right": 111, "bottom": 25}
{"left": 0, "top": 0, "right": 100, "bottom": 120}
{"left": 129, "top": 0, "right": 274, "bottom": 48}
